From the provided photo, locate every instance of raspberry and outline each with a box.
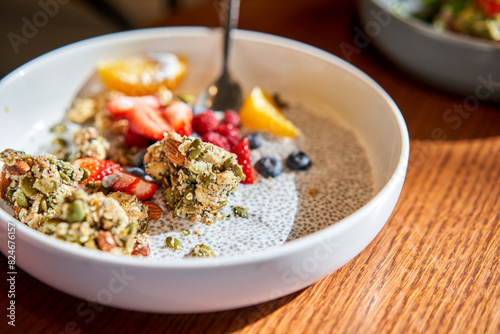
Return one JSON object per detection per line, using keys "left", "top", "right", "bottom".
{"left": 223, "top": 110, "right": 241, "bottom": 128}
{"left": 216, "top": 123, "right": 241, "bottom": 148}
{"left": 202, "top": 131, "right": 231, "bottom": 151}
{"left": 192, "top": 110, "right": 220, "bottom": 135}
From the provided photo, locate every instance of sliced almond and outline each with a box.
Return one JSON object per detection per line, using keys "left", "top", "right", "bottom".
{"left": 164, "top": 138, "right": 185, "bottom": 166}
{"left": 131, "top": 244, "right": 151, "bottom": 256}
{"left": 96, "top": 231, "right": 117, "bottom": 252}
{"left": 6, "top": 160, "right": 30, "bottom": 175}
{"left": 12, "top": 206, "right": 21, "bottom": 218}
{"left": 0, "top": 169, "right": 10, "bottom": 201}
{"left": 143, "top": 201, "right": 162, "bottom": 220}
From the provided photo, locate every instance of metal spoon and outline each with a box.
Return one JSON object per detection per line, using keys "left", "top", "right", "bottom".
{"left": 197, "top": 0, "right": 242, "bottom": 112}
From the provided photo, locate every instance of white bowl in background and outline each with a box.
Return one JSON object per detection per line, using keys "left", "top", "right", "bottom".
{"left": 358, "top": 0, "right": 500, "bottom": 102}
{"left": 0, "top": 27, "right": 409, "bottom": 313}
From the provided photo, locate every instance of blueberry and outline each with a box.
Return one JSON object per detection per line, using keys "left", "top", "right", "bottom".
{"left": 132, "top": 150, "right": 147, "bottom": 168}
{"left": 254, "top": 157, "right": 283, "bottom": 178}
{"left": 245, "top": 133, "right": 265, "bottom": 150}
{"left": 126, "top": 167, "right": 146, "bottom": 178}
{"left": 286, "top": 151, "right": 312, "bottom": 171}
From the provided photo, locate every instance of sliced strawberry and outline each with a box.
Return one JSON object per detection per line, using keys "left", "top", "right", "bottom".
{"left": 73, "top": 158, "right": 122, "bottom": 184}
{"left": 106, "top": 94, "right": 172, "bottom": 141}
{"left": 110, "top": 171, "right": 138, "bottom": 190}
{"left": 162, "top": 101, "right": 193, "bottom": 136}
{"left": 124, "top": 128, "right": 152, "bottom": 148}
{"left": 231, "top": 138, "right": 254, "bottom": 184}
{"left": 127, "top": 104, "right": 173, "bottom": 141}
{"left": 110, "top": 171, "right": 158, "bottom": 201}
{"left": 106, "top": 95, "right": 161, "bottom": 118}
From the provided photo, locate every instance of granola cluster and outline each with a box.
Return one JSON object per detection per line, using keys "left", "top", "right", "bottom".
{"left": 0, "top": 149, "right": 150, "bottom": 255}
{"left": 145, "top": 132, "right": 244, "bottom": 224}
{"left": 70, "top": 127, "right": 110, "bottom": 161}
{"left": 41, "top": 190, "right": 140, "bottom": 255}
{"left": 0, "top": 149, "right": 87, "bottom": 229}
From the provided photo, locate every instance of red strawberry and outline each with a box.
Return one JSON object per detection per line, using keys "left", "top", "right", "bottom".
{"left": 231, "top": 138, "right": 254, "bottom": 184}
{"left": 192, "top": 110, "right": 220, "bottom": 135}
{"left": 216, "top": 123, "right": 241, "bottom": 148}
{"left": 223, "top": 110, "right": 241, "bottom": 128}
{"left": 106, "top": 95, "right": 161, "bottom": 118}
{"left": 162, "top": 101, "right": 193, "bottom": 136}
{"left": 110, "top": 171, "right": 158, "bottom": 201}
{"left": 73, "top": 158, "right": 122, "bottom": 184}
{"left": 124, "top": 128, "right": 152, "bottom": 148}
{"left": 127, "top": 104, "right": 173, "bottom": 141}
{"left": 106, "top": 94, "right": 173, "bottom": 141}
{"left": 202, "top": 131, "right": 231, "bottom": 151}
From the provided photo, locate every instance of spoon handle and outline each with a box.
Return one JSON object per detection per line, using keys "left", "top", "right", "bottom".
{"left": 221, "top": 0, "right": 240, "bottom": 73}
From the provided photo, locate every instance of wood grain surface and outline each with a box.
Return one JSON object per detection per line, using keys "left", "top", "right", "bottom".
{"left": 2, "top": 0, "right": 500, "bottom": 333}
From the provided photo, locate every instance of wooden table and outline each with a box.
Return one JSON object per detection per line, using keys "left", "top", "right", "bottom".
{"left": 2, "top": 0, "right": 499, "bottom": 332}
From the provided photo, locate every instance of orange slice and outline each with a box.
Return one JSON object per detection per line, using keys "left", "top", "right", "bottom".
{"left": 97, "top": 54, "right": 187, "bottom": 96}
{"left": 239, "top": 86, "right": 300, "bottom": 138}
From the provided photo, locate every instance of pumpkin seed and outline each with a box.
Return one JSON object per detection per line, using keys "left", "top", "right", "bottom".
{"left": 67, "top": 200, "right": 85, "bottom": 223}
{"left": 59, "top": 171, "right": 71, "bottom": 183}
{"left": 165, "top": 187, "right": 175, "bottom": 208}
{"left": 165, "top": 236, "right": 182, "bottom": 250}
{"left": 6, "top": 187, "right": 14, "bottom": 203}
{"left": 223, "top": 157, "right": 236, "bottom": 170}
{"left": 233, "top": 206, "right": 248, "bottom": 218}
{"left": 16, "top": 192, "right": 28, "bottom": 208}
{"left": 188, "top": 138, "right": 203, "bottom": 160}
{"left": 84, "top": 239, "right": 98, "bottom": 249}
{"left": 231, "top": 164, "right": 245, "bottom": 179}
{"left": 52, "top": 138, "right": 68, "bottom": 147}
{"left": 80, "top": 168, "right": 90, "bottom": 182}
{"left": 40, "top": 199, "right": 48, "bottom": 212}
{"left": 49, "top": 123, "right": 67, "bottom": 133}
{"left": 191, "top": 244, "right": 216, "bottom": 257}
{"left": 138, "top": 218, "right": 149, "bottom": 233}
{"left": 20, "top": 176, "right": 36, "bottom": 197}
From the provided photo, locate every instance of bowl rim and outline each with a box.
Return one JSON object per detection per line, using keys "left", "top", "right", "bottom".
{"left": 0, "top": 26, "right": 410, "bottom": 269}
{"left": 367, "top": 0, "right": 500, "bottom": 49}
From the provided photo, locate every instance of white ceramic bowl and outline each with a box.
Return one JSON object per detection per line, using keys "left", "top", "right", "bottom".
{"left": 0, "top": 27, "right": 409, "bottom": 313}
{"left": 358, "top": 0, "right": 500, "bottom": 102}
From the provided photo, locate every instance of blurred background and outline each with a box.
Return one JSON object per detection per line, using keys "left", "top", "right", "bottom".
{"left": 0, "top": 0, "right": 210, "bottom": 78}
